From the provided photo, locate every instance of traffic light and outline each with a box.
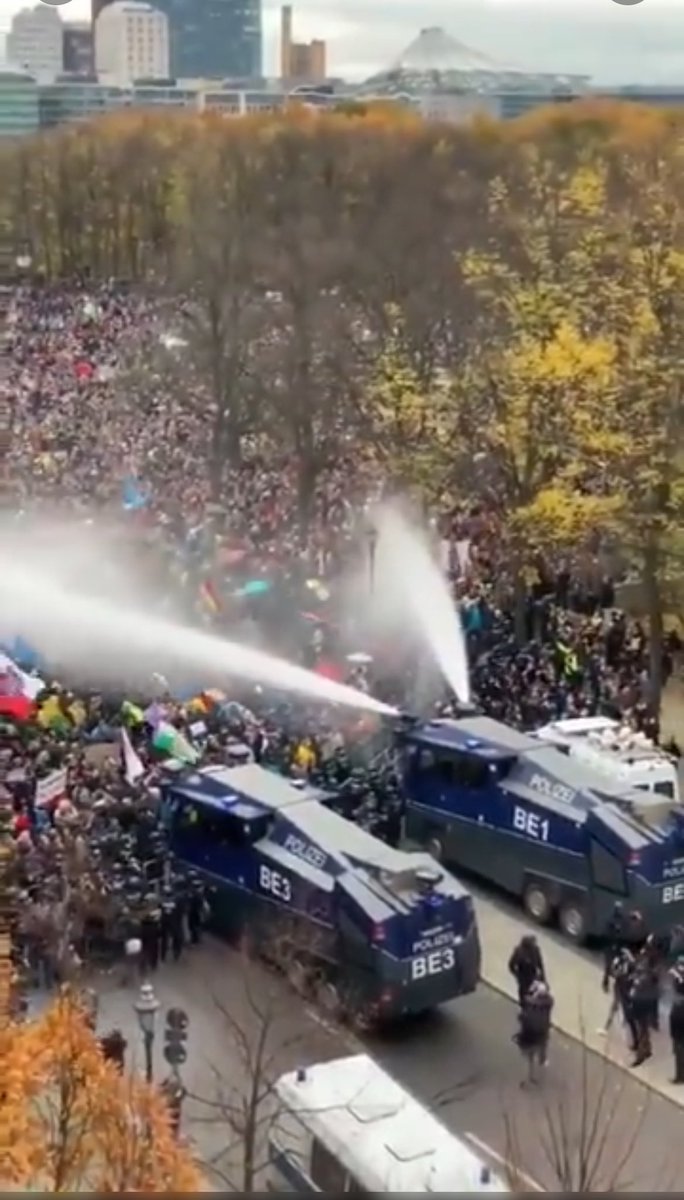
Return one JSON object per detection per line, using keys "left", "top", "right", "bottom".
{"left": 163, "top": 1007, "right": 188, "bottom": 1067}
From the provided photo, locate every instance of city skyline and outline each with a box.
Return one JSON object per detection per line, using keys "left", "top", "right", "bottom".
{"left": 0, "top": 0, "right": 683, "bottom": 82}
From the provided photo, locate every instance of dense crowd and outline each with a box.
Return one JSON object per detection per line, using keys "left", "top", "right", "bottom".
{"left": 1, "top": 283, "right": 681, "bottom": 1022}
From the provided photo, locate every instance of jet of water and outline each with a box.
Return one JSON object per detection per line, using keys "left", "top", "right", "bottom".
{"left": 375, "top": 507, "right": 471, "bottom": 706}
{"left": 0, "top": 559, "right": 396, "bottom": 717}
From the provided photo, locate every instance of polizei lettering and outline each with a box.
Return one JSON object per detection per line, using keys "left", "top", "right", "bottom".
{"left": 528, "top": 773, "right": 575, "bottom": 806}
{"left": 663, "top": 859, "right": 684, "bottom": 882}
{"left": 283, "top": 834, "right": 327, "bottom": 871}
{"left": 411, "top": 928, "right": 453, "bottom": 955}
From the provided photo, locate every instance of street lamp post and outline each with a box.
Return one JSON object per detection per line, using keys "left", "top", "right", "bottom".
{"left": 134, "top": 982, "right": 160, "bottom": 1083}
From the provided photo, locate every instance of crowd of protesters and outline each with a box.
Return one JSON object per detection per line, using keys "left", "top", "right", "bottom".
{"left": 1, "top": 281, "right": 682, "bottom": 1015}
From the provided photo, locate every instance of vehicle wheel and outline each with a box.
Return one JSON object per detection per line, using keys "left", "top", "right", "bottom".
{"left": 558, "top": 900, "right": 587, "bottom": 944}
{"left": 523, "top": 881, "right": 553, "bottom": 925}
{"left": 427, "top": 837, "right": 444, "bottom": 863}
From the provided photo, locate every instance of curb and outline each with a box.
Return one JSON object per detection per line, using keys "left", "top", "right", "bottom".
{"left": 480, "top": 971, "right": 684, "bottom": 1111}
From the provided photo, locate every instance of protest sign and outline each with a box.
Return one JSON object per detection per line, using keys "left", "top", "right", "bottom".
{"left": 35, "top": 767, "right": 68, "bottom": 807}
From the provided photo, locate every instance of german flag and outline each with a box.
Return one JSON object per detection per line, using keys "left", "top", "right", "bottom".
{"left": 198, "top": 579, "right": 221, "bottom": 615}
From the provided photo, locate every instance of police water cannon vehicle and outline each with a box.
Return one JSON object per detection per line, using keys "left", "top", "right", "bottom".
{"left": 535, "top": 716, "right": 679, "bottom": 803}
{"left": 162, "top": 762, "right": 480, "bottom": 1023}
{"left": 397, "top": 714, "right": 684, "bottom": 943}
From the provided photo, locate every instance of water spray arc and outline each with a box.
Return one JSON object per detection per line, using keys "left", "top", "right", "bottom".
{"left": 373, "top": 508, "right": 471, "bottom": 708}
{"left": 0, "top": 559, "right": 395, "bottom": 716}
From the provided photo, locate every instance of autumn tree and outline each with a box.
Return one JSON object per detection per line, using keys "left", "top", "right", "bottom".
{"left": 250, "top": 113, "right": 373, "bottom": 517}
{"left": 159, "top": 115, "right": 276, "bottom": 495}
{"left": 190, "top": 947, "right": 326, "bottom": 1192}
{"left": 0, "top": 988, "right": 202, "bottom": 1190}
{"left": 498, "top": 104, "right": 684, "bottom": 698}
{"left": 365, "top": 312, "right": 453, "bottom": 502}
{"left": 350, "top": 117, "right": 485, "bottom": 395}
{"left": 587, "top": 113, "right": 684, "bottom": 703}
{"left": 437, "top": 148, "right": 625, "bottom": 630}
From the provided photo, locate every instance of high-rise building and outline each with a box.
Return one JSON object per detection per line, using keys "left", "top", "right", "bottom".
{"left": 280, "top": 5, "right": 325, "bottom": 84}
{"left": 6, "top": 5, "right": 64, "bottom": 84}
{"left": 147, "top": 0, "right": 262, "bottom": 81}
{"left": 63, "top": 21, "right": 94, "bottom": 75}
{"left": 91, "top": 0, "right": 114, "bottom": 27}
{"left": 95, "top": 1, "right": 170, "bottom": 85}
{"left": 0, "top": 67, "right": 39, "bottom": 136}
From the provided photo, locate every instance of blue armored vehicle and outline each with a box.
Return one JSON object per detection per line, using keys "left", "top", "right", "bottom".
{"left": 162, "top": 762, "right": 480, "bottom": 1024}
{"left": 398, "top": 714, "right": 684, "bottom": 943}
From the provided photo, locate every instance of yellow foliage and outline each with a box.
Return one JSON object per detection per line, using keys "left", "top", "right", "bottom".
{"left": 366, "top": 315, "right": 451, "bottom": 496}
{"left": 0, "top": 990, "right": 202, "bottom": 1191}
{"left": 512, "top": 488, "right": 624, "bottom": 547}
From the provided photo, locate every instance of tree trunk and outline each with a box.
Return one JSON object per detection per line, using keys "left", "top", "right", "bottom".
{"left": 513, "top": 569, "right": 527, "bottom": 646}
{"left": 294, "top": 416, "right": 318, "bottom": 523}
{"left": 643, "top": 532, "right": 664, "bottom": 718}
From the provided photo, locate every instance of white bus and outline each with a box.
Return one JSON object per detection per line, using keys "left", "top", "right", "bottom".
{"left": 268, "top": 1053, "right": 511, "bottom": 1193}
{"left": 535, "top": 717, "right": 679, "bottom": 803}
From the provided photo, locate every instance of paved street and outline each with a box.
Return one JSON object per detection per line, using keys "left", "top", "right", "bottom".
{"left": 472, "top": 880, "right": 684, "bottom": 1104}
{"left": 368, "top": 984, "right": 684, "bottom": 1192}
{"left": 33, "top": 944, "right": 342, "bottom": 1190}
{"left": 63, "top": 916, "right": 684, "bottom": 1193}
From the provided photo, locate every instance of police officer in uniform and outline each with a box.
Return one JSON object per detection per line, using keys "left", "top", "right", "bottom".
{"left": 187, "top": 873, "right": 205, "bottom": 945}
{"left": 159, "top": 888, "right": 177, "bottom": 964}
{"left": 669, "top": 960, "right": 684, "bottom": 1083}
{"left": 140, "top": 892, "right": 162, "bottom": 972}
{"left": 628, "top": 965, "right": 653, "bottom": 1067}
{"left": 160, "top": 886, "right": 185, "bottom": 963}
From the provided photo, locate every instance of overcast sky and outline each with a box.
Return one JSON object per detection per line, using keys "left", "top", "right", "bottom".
{"left": 0, "top": 0, "right": 681, "bottom": 83}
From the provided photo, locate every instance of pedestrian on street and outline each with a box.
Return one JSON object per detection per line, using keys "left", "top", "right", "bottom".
{"left": 514, "top": 979, "right": 554, "bottom": 1087}
{"left": 669, "top": 964, "right": 684, "bottom": 1084}
{"left": 600, "top": 947, "right": 635, "bottom": 1038}
{"left": 508, "top": 934, "right": 546, "bottom": 1006}
{"left": 638, "top": 941, "right": 662, "bottom": 1032}
{"left": 99, "top": 1028, "right": 127, "bottom": 1073}
{"left": 602, "top": 902, "right": 627, "bottom": 991}
{"left": 628, "top": 966, "right": 653, "bottom": 1067}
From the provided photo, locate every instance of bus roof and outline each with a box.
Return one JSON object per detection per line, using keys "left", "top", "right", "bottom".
{"left": 275, "top": 1054, "right": 509, "bottom": 1193}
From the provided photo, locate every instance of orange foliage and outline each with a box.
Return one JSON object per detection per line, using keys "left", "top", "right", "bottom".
{"left": 0, "top": 990, "right": 202, "bottom": 1191}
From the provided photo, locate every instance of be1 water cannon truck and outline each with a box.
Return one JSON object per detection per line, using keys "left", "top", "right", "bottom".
{"left": 162, "top": 762, "right": 480, "bottom": 1024}
{"left": 397, "top": 713, "right": 684, "bottom": 943}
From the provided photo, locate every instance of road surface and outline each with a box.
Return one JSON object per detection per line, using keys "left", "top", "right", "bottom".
{"left": 80, "top": 937, "right": 684, "bottom": 1191}
{"left": 367, "top": 985, "right": 682, "bottom": 1192}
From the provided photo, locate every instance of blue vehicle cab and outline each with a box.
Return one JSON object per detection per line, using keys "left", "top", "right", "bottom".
{"left": 163, "top": 762, "right": 480, "bottom": 1023}
{"left": 398, "top": 714, "right": 684, "bottom": 943}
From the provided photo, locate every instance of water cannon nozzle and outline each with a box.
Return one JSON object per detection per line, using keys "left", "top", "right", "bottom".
{"left": 396, "top": 711, "right": 419, "bottom": 727}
